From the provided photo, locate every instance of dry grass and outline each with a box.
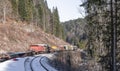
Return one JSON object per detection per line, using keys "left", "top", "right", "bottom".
{"left": 0, "top": 19, "right": 69, "bottom": 53}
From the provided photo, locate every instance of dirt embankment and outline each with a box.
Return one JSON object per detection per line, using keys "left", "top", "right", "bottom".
{"left": 0, "top": 20, "right": 69, "bottom": 53}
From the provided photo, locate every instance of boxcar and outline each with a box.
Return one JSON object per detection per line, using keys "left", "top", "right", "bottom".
{"left": 51, "top": 46, "right": 59, "bottom": 52}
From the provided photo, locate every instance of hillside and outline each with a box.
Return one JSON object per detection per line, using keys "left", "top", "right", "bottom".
{"left": 0, "top": 0, "right": 64, "bottom": 39}
{"left": 62, "top": 18, "right": 87, "bottom": 48}
{"left": 0, "top": 19, "right": 69, "bottom": 53}
{"left": 0, "top": 0, "right": 69, "bottom": 53}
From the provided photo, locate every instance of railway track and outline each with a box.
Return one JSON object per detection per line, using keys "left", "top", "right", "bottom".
{"left": 39, "top": 56, "right": 49, "bottom": 71}
{"left": 26, "top": 56, "right": 49, "bottom": 71}
{"left": 30, "top": 56, "right": 41, "bottom": 71}
{"left": 24, "top": 58, "right": 30, "bottom": 71}
{"left": 39, "top": 56, "right": 57, "bottom": 71}
{"left": 24, "top": 57, "right": 35, "bottom": 71}
{"left": 24, "top": 56, "right": 56, "bottom": 71}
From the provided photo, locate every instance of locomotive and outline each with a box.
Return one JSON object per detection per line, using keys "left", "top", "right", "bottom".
{"left": 29, "top": 44, "right": 50, "bottom": 54}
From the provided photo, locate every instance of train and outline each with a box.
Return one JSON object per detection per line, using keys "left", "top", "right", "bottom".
{"left": 0, "top": 44, "right": 77, "bottom": 62}
{"left": 29, "top": 44, "right": 77, "bottom": 54}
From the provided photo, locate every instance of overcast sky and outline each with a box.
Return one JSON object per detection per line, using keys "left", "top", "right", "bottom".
{"left": 46, "top": 0, "right": 85, "bottom": 22}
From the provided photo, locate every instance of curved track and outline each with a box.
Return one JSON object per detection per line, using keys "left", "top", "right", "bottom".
{"left": 39, "top": 56, "right": 49, "bottom": 71}
{"left": 24, "top": 56, "right": 53, "bottom": 71}
{"left": 24, "top": 58, "right": 30, "bottom": 71}
{"left": 26, "top": 56, "right": 49, "bottom": 71}
{"left": 24, "top": 57, "right": 35, "bottom": 71}
{"left": 30, "top": 56, "right": 41, "bottom": 71}
{"left": 24, "top": 56, "right": 41, "bottom": 71}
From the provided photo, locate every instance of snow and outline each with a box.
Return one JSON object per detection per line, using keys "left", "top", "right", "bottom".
{"left": 41, "top": 57, "right": 57, "bottom": 71}
{"left": 0, "top": 58, "right": 27, "bottom": 71}
{"left": 31, "top": 56, "right": 47, "bottom": 71}
{"left": 24, "top": 57, "right": 34, "bottom": 71}
{"left": 0, "top": 54, "right": 57, "bottom": 71}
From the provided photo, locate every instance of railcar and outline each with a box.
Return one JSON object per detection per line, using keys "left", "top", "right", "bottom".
{"left": 29, "top": 44, "right": 50, "bottom": 54}
{"left": 50, "top": 46, "right": 59, "bottom": 52}
{"left": 61, "top": 45, "right": 77, "bottom": 51}
{"left": 58, "top": 46, "right": 65, "bottom": 51}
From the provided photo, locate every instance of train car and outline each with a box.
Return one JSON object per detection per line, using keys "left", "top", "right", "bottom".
{"left": 62, "top": 45, "right": 74, "bottom": 51}
{"left": 9, "top": 52, "right": 27, "bottom": 58}
{"left": 59, "top": 46, "right": 65, "bottom": 51}
{"left": 50, "top": 46, "right": 59, "bottom": 52}
{"left": 29, "top": 44, "right": 50, "bottom": 54}
{"left": 0, "top": 53, "right": 10, "bottom": 62}
{"left": 61, "top": 45, "right": 68, "bottom": 50}
{"left": 72, "top": 46, "right": 78, "bottom": 51}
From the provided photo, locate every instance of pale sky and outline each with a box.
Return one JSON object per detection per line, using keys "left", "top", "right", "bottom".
{"left": 46, "top": 0, "right": 85, "bottom": 22}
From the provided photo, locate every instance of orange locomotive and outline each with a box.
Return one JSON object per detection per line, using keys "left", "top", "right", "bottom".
{"left": 29, "top": 44, "right": 50, "bottom": 54}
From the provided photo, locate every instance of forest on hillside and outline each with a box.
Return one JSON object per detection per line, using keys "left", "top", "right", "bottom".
{"left": 62, "top": 18, "right": 87, "bottom": 48}
{"left": 81, "top": 0, "right": 120, "bottom": 70}
{"left": 0, "top": 0, "right": 65, "bottom": 39}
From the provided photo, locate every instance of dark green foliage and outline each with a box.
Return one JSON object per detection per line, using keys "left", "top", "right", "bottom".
{"left": 17, "top": 0, "right": 34, "bottom": 21}
{"left": 81, "top": 0, "right": 120, "bottom": 70}
{"left": 52, "top": 7, "right": 63, "bottom": 39}
{"left": 10, "top": 0, "right": 18, "bottom": 15}
{"left": 60, "top": 24, "right": 66, "bottom": 40}
{"left": 25, "top": 0, "right": 34, "bottom": 21}
{"left": 18, "top": 0, "right": 27, "bottom": 21}
{"left": 37, "top": 4, "right": 43, "bottom": 19}
{"left": 52, "top": 8, "right": 59, "bottom": 36}
{"left": 62, "top": 18, "right": 87, "bottom": 48}
{"left": 37, "top": 3, "right": 43, "bottom": 27}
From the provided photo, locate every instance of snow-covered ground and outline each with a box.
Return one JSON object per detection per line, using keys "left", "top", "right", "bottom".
{"left": 0, "top": 54, "right": 57, "bottom": 71}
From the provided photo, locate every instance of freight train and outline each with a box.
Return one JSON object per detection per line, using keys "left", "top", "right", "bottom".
{"left": 0, "top": 44, "right": 77, "bottom": 62}
{"left": 29, "top": 44, "right": 77, "bottom": 54}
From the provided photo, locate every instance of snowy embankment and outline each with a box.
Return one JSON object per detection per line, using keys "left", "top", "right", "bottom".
{"left": 0, "top": 54, "right": 57, "bottom": 71}
{"left": 0, "top": 58, "right": 27, "bottom": 71}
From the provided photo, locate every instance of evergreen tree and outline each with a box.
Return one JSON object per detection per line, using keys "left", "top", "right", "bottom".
{"left": 37, "top": 3, "right": 43, "bottom": 28}
{"left": 25, "top": 0, "right": 34, "bottom": 22}
{"left": 81, "top": 0, "right": 120, "bottom": 70}
{"left": 52, "top": 7, "right": 60, "bottom": 37}
{"left": 18, "top": 0, "right": 27, "bottom": 21}
{"left": 10, "top": 0, "right": 19, "bottom": 18}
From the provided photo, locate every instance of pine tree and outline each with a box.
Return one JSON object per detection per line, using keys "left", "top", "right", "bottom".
{"left": 10, "top": 0, "right": 19, "bottom": 19}
{"left": 25, "top": 0, "right": 34, "bottom": 22}
{"left": 18, "top": 0, "right": 27, "bottom": 21}
{"left": 52, "top": 7, "right": 60, "bottom": 37}
{"left": 81, "top": 0, "right": 120, "bottom": 70}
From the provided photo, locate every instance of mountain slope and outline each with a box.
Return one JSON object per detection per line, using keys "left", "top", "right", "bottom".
{"left": 62, "top": 18, "right": 87, "bottom": 48}
{"left": 0, "top": 19, "right": 69, "bottom": 53}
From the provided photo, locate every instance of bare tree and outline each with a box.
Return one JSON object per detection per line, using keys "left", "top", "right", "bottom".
{"left": 0, "top": 0, "right": 12, "bottom": 24}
